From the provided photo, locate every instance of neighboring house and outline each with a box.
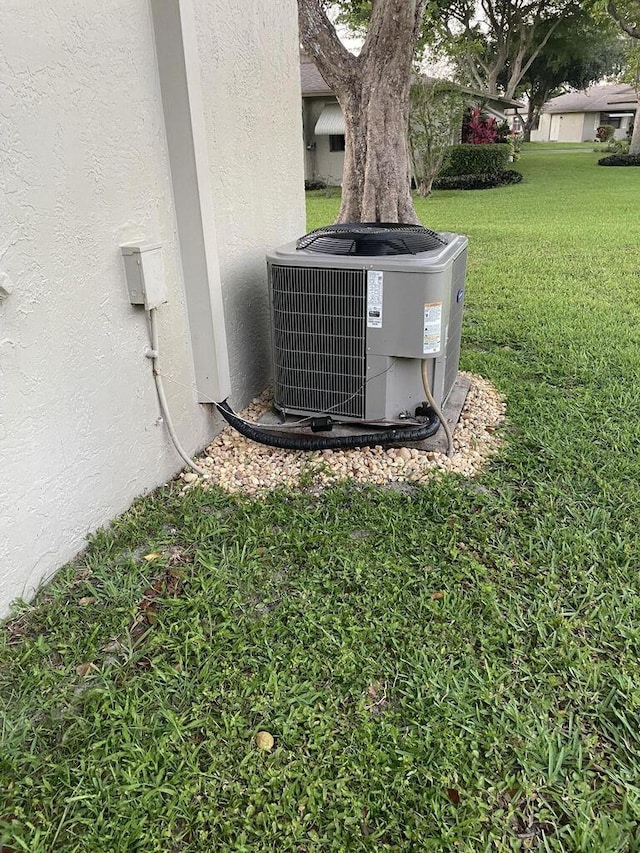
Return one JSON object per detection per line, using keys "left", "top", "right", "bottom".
{"left": 301, "top": 53, "right": 523, "bottom": 186}
{"left": 531, "top": 84, "right": 638, "bottom": 143}
{"left": 0, "top": 0, "right": 305, "bottom": 617}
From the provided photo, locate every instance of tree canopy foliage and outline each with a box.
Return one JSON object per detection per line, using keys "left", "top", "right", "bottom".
{"left": 334, "top": 0, "right": 616, "bottom": 100}
{"left": 504, "top": 9, "right": 625, "bottom": 137}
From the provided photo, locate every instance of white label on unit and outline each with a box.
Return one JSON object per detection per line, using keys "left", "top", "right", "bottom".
{"left": 423, "top": 301, "right": 443, "bottom": 354}
{"left": 367, "top": 270, "right": 383, "bottom": 328}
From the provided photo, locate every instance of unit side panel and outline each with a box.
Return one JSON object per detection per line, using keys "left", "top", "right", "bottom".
{"left": 366, "top": 270, "right": 451, "bottom": 360}
{"left": 443, "top": 249, "right": 467, "bottom": 400}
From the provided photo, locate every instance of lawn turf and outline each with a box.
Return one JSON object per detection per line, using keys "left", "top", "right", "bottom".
{"left": 2, "top": 151, "right": 640, "bottom": 851}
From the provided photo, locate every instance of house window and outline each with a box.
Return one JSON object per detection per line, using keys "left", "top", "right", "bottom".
{"left": 600, "top": 113, "right": 622, "bottom": 129}
{"left": 329, "top": 134, "right": 345, "bottom": 152}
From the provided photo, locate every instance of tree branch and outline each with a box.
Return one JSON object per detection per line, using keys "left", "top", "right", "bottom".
{"left": 607, "top": 0, "right": 640, "bottom": 38}
{"left": 360, "top": 0, "right": 427, "bottom": 67}
{"left": 297, "top": 0, "right": 357, "bottom": 90}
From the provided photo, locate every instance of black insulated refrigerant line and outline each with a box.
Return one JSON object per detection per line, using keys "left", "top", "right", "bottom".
{"left": 215, "top": 400, "right": 441, "bottom": 451}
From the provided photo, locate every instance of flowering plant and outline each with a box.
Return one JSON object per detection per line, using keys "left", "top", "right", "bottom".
{"left": 462, "top": 107, "right": 498, "bottom": 144}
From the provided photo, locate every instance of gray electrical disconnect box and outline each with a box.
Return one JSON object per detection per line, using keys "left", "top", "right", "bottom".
{"left": 121, "top": 243, "right": 168, "bottom": 310}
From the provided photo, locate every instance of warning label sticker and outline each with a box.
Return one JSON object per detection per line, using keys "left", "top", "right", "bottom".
{"left": 423, "top": 301, "right": 442, "bottom": 354}
{"left": 367, "top": 270, "right": 383, "bottom": 328}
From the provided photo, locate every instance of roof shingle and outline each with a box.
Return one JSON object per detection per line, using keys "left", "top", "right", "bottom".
{"left": 300, "top": 53, "right": 332, "bottom": 96}
{"left": 544, "top": 84, "right": 637, "bottom": 114}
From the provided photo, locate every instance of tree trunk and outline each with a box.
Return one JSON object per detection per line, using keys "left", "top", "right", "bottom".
{"left": 298, "top": 0, "right": 426, "bottom": 224}
{"left": 607, "top": 0, "right": 640, "bottom": 154}
{"left": 339, "top": 78, "right": 417, "bottom": 222}
{"left": 522, "top": 96, "right": 543, "bottom": 142}
{"left": 630, "top": 102, "right": 640, "bottom": 155}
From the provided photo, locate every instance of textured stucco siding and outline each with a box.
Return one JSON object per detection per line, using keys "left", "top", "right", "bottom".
{"left": 530, "top": 113, "right": 552, "bottom": 143}
{"left": 194, "top": 0, "right": 306, "bottom": 407}
{"left": 583, "top": 113, "right": 600, "bottom": 141}
{"left": 0, "top": 0, "right": 305, "bottom": 616}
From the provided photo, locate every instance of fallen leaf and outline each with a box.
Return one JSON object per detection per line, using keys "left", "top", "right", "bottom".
{"left": 255, "top": 731, "right": 275, "bottom": 751}
{"left": 76, "top": 662, "right": 96, "bottom": 677}
{"left": 143, "top": 552, "right": 162, "bottom": 562}
{"left": 447, "top": 788, "right": 460, "bottom": 804}
{"left": 101, "top": 640, "right": 125, "bottom": 654}
{"left": 78, "top": 596, "right": 97, "bottom": 607}
{"left": 431, "top": 592, "right": 445, "bottom": 600}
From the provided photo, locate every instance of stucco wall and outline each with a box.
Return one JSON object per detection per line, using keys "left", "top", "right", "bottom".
{"left": 0, "top": 0, "right": 305, "bottom": 617}
{"left": 530, "top": 113, "right": 552, "bottom": 143}
{"left": 532, "top": 112, "right": 595, "bottom": 143}
{"left": 583, "top": 113, "right": 600, "bottom": 141}
{"left": 194, "top": 0, "right": 306, "bottom": 406}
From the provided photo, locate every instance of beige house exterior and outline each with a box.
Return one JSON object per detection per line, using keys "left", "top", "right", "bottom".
{"left": 531, "top": 84, "right": 638, "bottom": 143}
{"left": 0, "top": 0, "right": 305, "bottom": 617}
{"left": 301, "top": 53, "right": 523, "bottom": 186}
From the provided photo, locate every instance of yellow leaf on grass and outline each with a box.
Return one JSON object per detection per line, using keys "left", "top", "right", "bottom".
{"left": 143, "top": 553, "right": 162, "bottom": 562}
{"left": 78, "top": 596, "right": 97, "bottom": 607}
{"left": 255, "top": 731, "right": 274, "bottom": 751}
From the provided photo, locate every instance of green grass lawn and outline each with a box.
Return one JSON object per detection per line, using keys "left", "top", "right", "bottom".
{"left": 521, "top": 142, "right": 597, "bottom": 151}
{"left": 3, "top": 152, "right": 640, "bottom": 852}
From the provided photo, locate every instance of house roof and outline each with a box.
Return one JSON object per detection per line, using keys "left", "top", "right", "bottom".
{"left": 544, "top": 84, "right": 638, "bottom": 114}
{"left": 300, "top": 53, "right": 332, "bottom": 96}
{"left": 300, "top": 54, "right": 523, "bottom": 108}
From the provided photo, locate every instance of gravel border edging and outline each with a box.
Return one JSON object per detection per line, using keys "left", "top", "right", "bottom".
{"left": 180, "top": 372, "right": 506, "bottom": 495}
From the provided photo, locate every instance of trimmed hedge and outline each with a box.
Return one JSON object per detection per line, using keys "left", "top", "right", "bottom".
{"left": 433, "top": 170, "right": 523, "bottom": 191}
{"left": 597, "top": 154, "right": 640, "bottom": 166}
{"left": 440, "top": 143, "right": 510, "bottom": 177}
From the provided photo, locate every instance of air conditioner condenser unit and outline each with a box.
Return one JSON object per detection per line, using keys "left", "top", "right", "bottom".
{"left": 266, "top": 223, "right": 468, "bottom": 425}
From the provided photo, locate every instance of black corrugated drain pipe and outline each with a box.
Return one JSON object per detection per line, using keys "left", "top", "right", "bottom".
{"left": 215, "top": 400, "right": 441, "bottom": 451}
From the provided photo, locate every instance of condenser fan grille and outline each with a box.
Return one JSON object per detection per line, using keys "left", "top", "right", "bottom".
{"left": 296, "top": 222, "right": 448, "bottom": 256}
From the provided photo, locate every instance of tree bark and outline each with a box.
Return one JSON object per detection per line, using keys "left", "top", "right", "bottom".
{"left": 298, "top": 0, "right": 426, "bottom": 224}
{"left": 630, "top": 100, "right": 640, "bottom": 155}
{"left": 606, "top": 1, "right": 640, "bottom": 155}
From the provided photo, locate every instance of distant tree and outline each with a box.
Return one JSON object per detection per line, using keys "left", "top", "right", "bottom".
{"left": 409, "top": 80, "right": 466, "bottom": 196}
{"left": 606, "top": 0, "right": 640, "bottom": 153}
{"left": 336, "top": 0, "right": 584, "bottom": 100}
{"left": 298, "top": 0, "right": 426, "bottom": 223}
{"left": 433, "top": 0, "right": 583, "bottom": 99}
{"left": 506, "top": 10, "right": 625, "bottom": 140}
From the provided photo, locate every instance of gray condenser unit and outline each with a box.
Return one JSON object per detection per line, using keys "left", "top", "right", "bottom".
{"left": 266, "top": 223, "right": 468, "bottom": 424}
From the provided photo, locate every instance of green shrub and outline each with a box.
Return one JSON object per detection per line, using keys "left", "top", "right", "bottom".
{"left": 409, "top": 80, "right": 466, "bottom": 197}
{"left": 433, "top": 170, "right": 523, "bottom": 190}
{"left": 597, "top": 153, "right": 640, "bottom": 166}
{"left": 305, "top": 178, "right": 327, "bottom": 191}
{"left": 440, "top": 143, "right": 510, "bottom": 177}
{"left": 598, "top": 138, "right": 630, "bottom": 154}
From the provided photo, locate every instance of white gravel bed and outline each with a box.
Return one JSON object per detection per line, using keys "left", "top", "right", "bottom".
{"left": 179, "top": 372, "right": 506, "bottom": 496}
